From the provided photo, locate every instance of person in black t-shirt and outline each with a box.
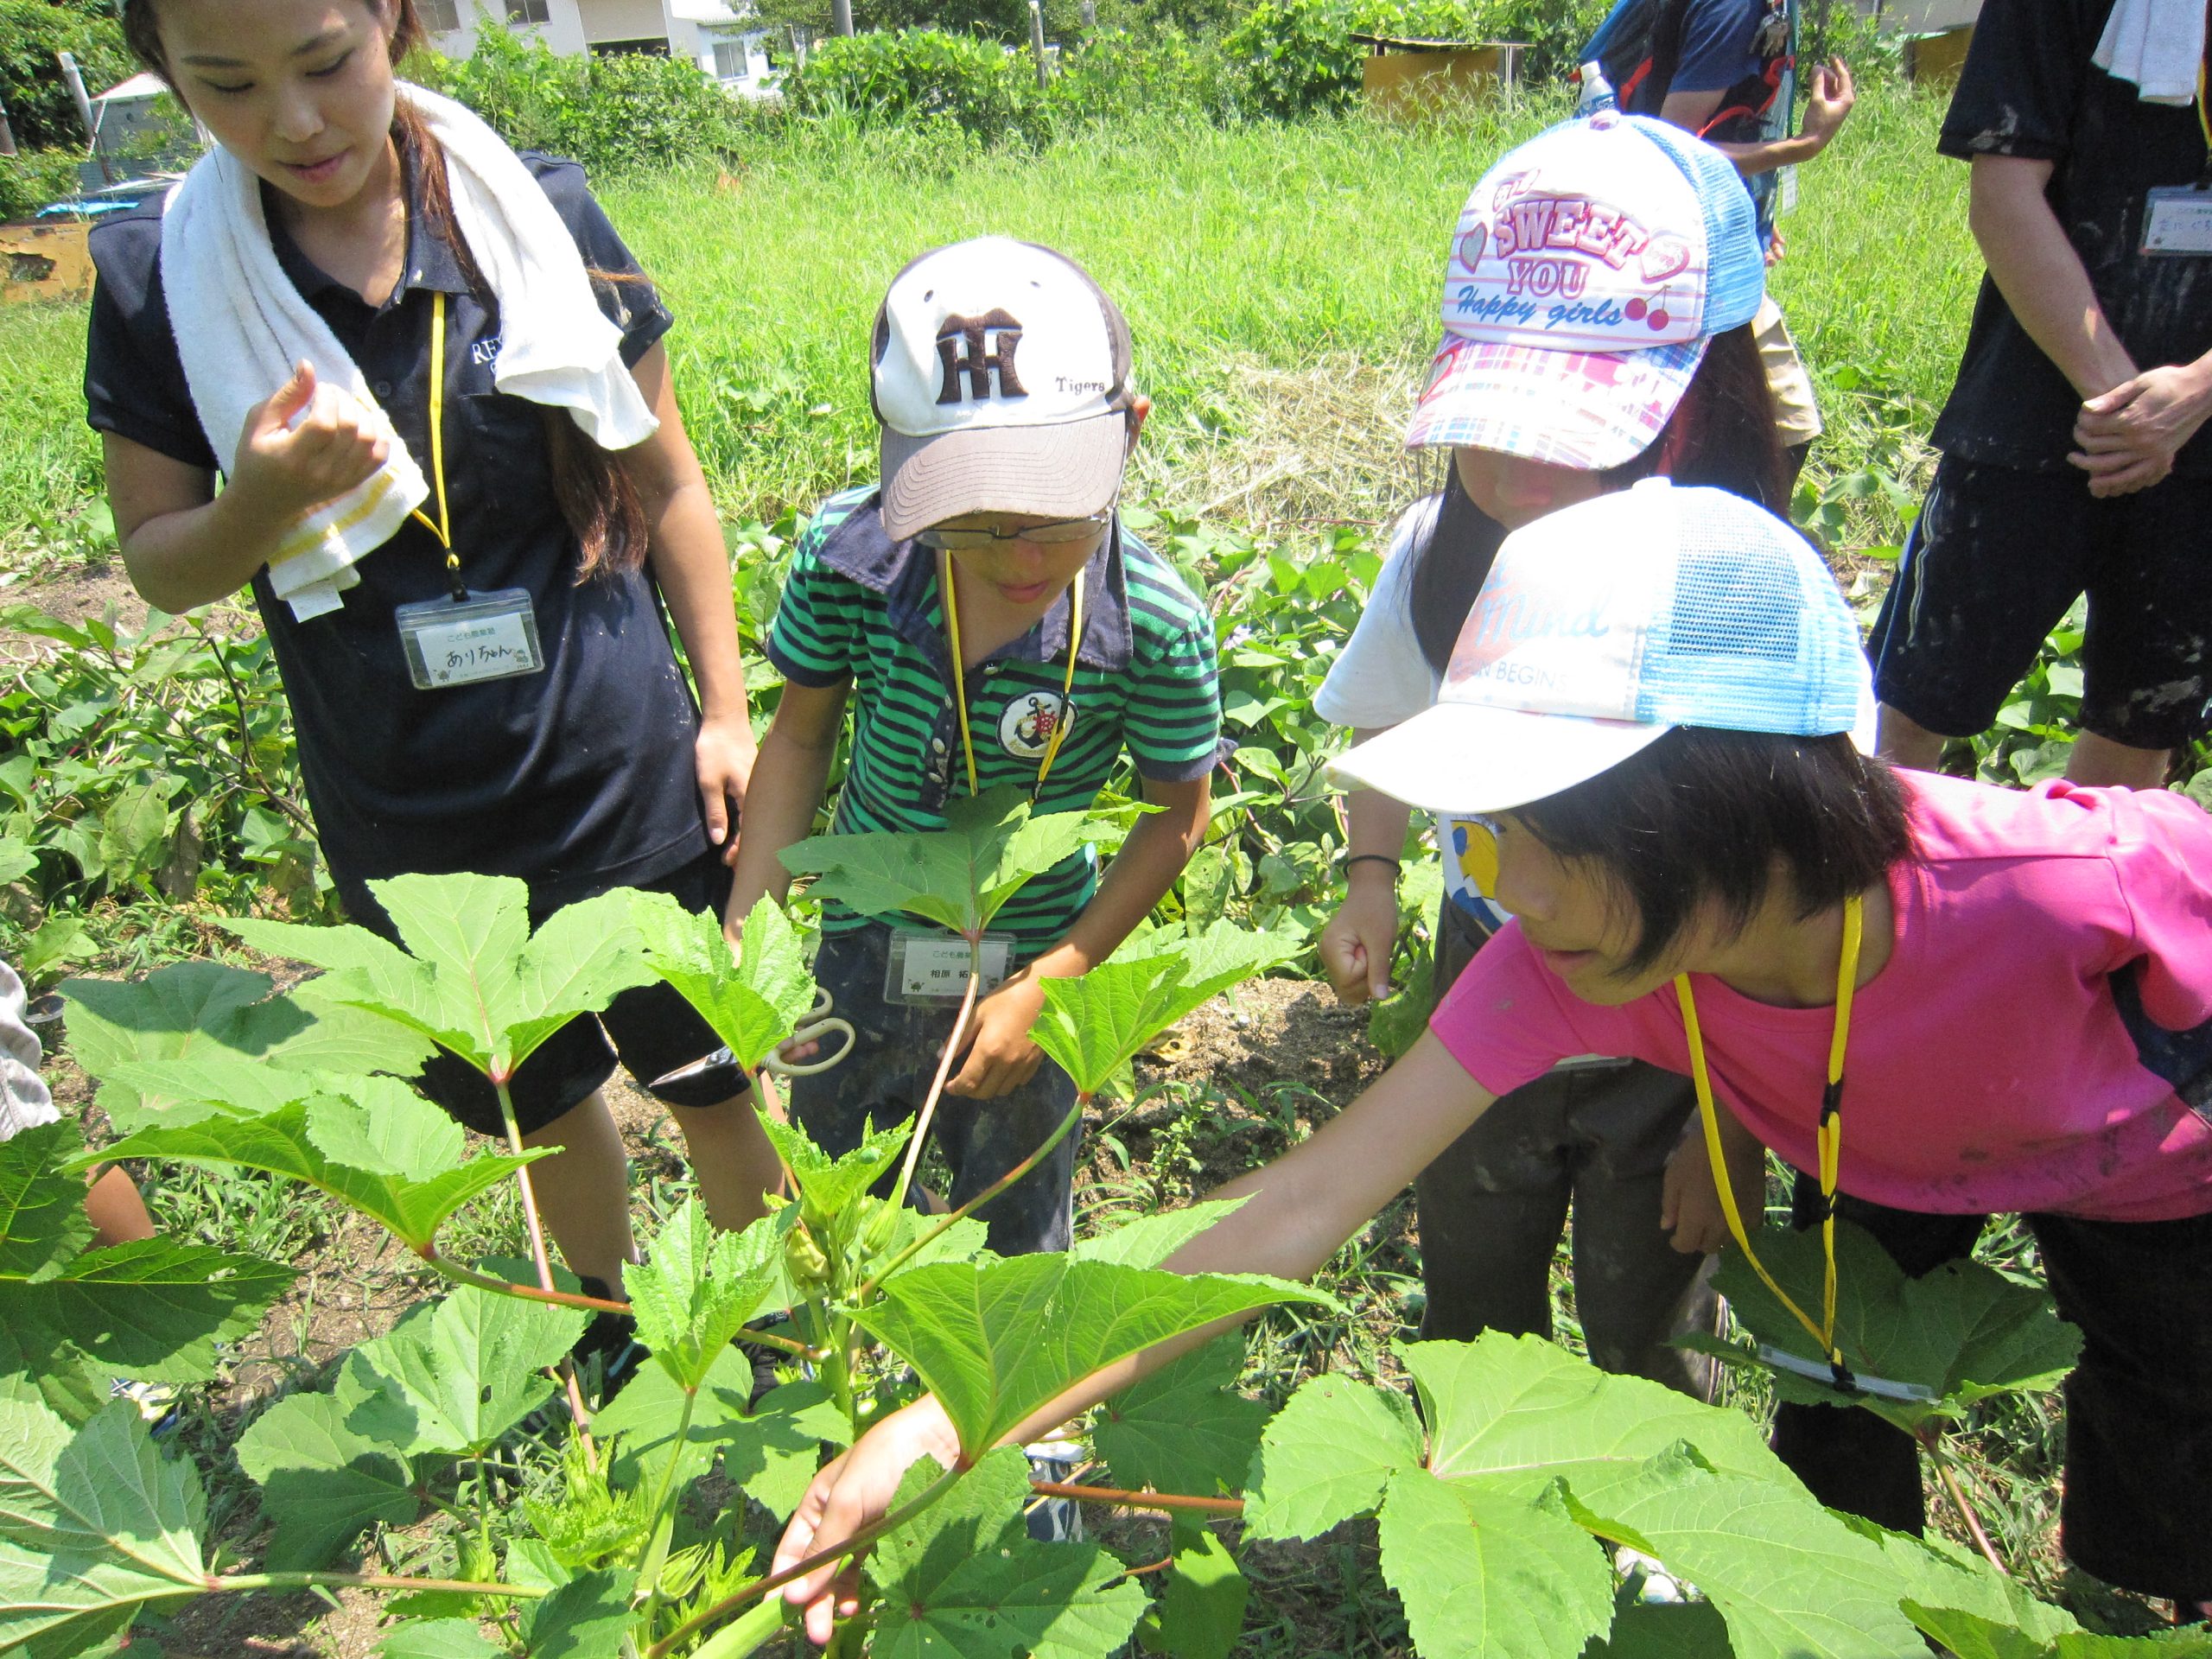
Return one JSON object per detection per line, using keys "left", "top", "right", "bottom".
{"left": 1868, "top": 0, "right": 2212, "bottom": 791}
{"left": 84, "top": 0, "right": 773, "bottom": 1313}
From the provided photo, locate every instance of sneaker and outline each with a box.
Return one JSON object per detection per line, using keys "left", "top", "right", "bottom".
{"left": 110, "top": 1378, "right": 180, "bottom": 1436}
{"left": 571, "top": 1276, "right": 641, "bottom": 1405}
{"left": 1023, "top": 1440, "right": 1085, "bottom": 1544}
{"left": 1616, "top": 1545, "right": 1685, "bottom": 1604}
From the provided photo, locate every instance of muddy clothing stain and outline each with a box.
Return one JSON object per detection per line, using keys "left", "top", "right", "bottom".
{"left": 1931, "top": 0, "right": 2212, "bottom": 474}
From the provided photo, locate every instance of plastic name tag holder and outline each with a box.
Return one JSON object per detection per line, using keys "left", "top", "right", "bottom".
{"left": 885, "top": 929, "right": 1013, "bottom": 1006}
{"left": 2143, "top": 185, "right": 2212, "bottom": 256}
{"left": 396, "top": 588, "right": 546, "bottom": 690}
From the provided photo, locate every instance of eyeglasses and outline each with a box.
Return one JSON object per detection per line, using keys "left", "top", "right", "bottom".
{"left": 914, "top": 511, "right": 1114, "bottom": 550}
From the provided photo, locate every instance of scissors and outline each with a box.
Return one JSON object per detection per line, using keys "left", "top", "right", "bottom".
{"left": 650, "top": 987, "right": 856, "bottom": 1090}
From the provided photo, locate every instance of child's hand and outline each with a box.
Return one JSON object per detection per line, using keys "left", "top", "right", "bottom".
{"left": 1660, "top": 1120, "right": 1765, "bottom": 1255}
{"left": 1319, "top": 885, "right": 1400, "bottom": 1005}
{"left": 947, "top": 971, "right": 1048, "bottom": 1098}
{"left": 777, "top": 1396, "right": 963, "bottom": 1645}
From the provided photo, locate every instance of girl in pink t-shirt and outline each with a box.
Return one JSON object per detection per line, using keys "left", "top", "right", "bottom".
{"left": 772, "top": 486, "right": 2212, "bottom": 1638}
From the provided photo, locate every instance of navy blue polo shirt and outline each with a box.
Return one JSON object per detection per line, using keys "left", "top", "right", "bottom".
{"left": 1929, "top": 0, "right": 2212, "bottom": 476}
{"left": 84, "top": 150, "right": 712, "bottom": 908}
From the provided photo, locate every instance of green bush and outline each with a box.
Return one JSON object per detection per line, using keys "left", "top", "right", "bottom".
{"left": 784, "top": 29, "right": 1043, "bottom": 141}
{"left": 0, "top": 146, "right": 84, "bottom": 221}
{"left": 0, "top": 0, "right": 134, "bottom": 154}
{"left": 1224, "top": 0, "right": 1612, "bottom": 114}
{"left": 1044, "top": 28, "right": 1242, "bottom": 124}
{"left": 407, "top": 27, "right": 759, "bottom": 176}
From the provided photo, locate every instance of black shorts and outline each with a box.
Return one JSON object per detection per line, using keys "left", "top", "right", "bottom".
{"left": 1867, "top": 455, "right": 2212, "bottom": 751}
{"left": 1770, "top": 1184, "right": 2212, "bottom": 1602}
{"left": 348, "top": 851, "right": 749, "bottom": 1138}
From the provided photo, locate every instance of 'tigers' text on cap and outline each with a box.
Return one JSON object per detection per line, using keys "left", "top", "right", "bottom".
{"left": 870, "top": 237, "right": 1135, "bottom": 543}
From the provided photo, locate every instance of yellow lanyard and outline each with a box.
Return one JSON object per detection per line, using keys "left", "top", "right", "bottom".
{"left": 1675, "top": 892, "right": 1863, "bottom": 1386}
{"left": 938, "top": 547, "right": 1083, "bottom": 798}
{"left": 405, "top": 290, "right": 464, "bottom": 601}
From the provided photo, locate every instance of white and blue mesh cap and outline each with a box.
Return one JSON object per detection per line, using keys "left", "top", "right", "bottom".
{"left": 1408, "top": 113, "right": 1768, "bottom": 469}
{"left": 1331, "top": 480, "right": 1874, "bottom": 815}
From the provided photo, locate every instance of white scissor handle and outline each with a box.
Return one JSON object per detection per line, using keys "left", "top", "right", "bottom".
{"left": 761, "top": 987, "right": 856, "bottom": 1078}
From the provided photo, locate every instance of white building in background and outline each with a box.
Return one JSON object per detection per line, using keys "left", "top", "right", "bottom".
{"left": 418, "top": 0, "right": 775, "bottom": 93}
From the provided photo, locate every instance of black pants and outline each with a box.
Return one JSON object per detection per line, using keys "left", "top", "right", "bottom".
{"left": 1772, "top": 1180, "right": 2212, "bottom": 1602}
{"left": 1415, "top": 901, "right": 1718, "bottom": 1395}
{"left": 345, "top": 851, "right": 746, "bottom": 1137}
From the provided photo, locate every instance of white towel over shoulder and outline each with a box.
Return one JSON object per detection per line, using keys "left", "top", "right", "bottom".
{"left": 160, "top": 83, "right": 658, "bottom": 621}
{"left": 2092, "top": 0, "right": 2206, "bottom": 104}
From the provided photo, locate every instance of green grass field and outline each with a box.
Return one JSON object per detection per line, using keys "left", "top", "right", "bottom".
{"left": 0, "top": 84, "right": 1974, "bottom": 554}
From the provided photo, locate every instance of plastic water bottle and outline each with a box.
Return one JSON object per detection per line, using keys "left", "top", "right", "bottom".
{"left": 1578, "top": 60, "right": 1618, "bottom": 114}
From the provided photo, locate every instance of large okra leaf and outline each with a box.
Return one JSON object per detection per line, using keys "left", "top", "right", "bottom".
{"left": 632, "top": 892, "right": 816, "bottom": 1073}
{"left": 61, "top": 960, "right": 433, "bottom": 1130}
{"left": 100, "top": 1082, "right": 537, "bottom": 1257}
{"left": 855, "top": 1254, "right": 1327, "bottom": 1460}
{"left": 0, "top": 1117, "right": 94, "bottom": 1281}
{"left": 2, "top": 1123, "right": 293, "bottom": 1393}
{"left": 1030, "top": 925, "right": 1298, "bottom": 1096}
{"left": 1245, "top": 1333, "right": 1923, "bottom": 1659}
{"left": 224, "top": 874, "right": 655, "bottom": 1082}
{"left": 1901, "top": 1605, "right": 2212, "bottom": 1659}
{"left": 0, "top": 1389, "right": 210, "bottom": 1653}
{"left": 234, "top": 1366, "right": 418, "bottom": 1570}
{"left": 623, "top": 1201, "right": 784, "bottom": 1393}
{"left": 592, "top": 1353, "right": 849, "bottom": 1521}
{"left": 1092, "top": 1334, "right": 1266, "bottom": 1500}
{"left": 868, "top": 1446, "right": 1147, "bottom": 1659}
{"left": 345, "top": 1286, "right": 587, "bottom": 1459}
{"left": 781, "top": 784, "right": 1095, "bottom": 938}
{"left": 1682, "top": 1220, "right": 2082, "bottom": 1433}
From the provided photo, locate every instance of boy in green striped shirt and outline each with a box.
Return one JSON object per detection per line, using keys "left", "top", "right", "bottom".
{"left": 724, "top": 238, "right": 1224, "bottom": 1259}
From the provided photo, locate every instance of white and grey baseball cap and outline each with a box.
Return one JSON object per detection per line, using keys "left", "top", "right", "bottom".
{"left": 871, "top": 237, "right": 1136, "bottom": 542}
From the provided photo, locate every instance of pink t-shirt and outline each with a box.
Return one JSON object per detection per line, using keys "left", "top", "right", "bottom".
{"left": 1431, "top": 773, "right": 2212, "bottom": 1222}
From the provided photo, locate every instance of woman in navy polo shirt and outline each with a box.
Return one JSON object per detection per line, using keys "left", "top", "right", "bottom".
{"left": 82, "top": 0, "right": 769, "bottom": 1325}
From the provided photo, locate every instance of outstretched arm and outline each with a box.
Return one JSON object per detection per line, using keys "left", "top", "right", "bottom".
{"left": 1663, "top": 58, "right": 1856, "bottom": 176}
{"left": 772, "top": 1031, "right": 1497, "bottom": 1644}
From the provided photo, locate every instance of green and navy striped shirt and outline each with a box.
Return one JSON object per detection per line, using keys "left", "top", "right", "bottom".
{"left": 766, "top": 487, "right": 1224, "bottom": 954}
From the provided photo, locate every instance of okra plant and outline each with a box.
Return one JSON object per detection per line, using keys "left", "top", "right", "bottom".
{"left": 1, "top": 810, "right": 2143, "bottom": 1659}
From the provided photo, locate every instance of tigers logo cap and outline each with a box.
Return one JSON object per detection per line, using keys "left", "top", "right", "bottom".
{"left": 872, "top": 237, "right": 1135, "bottom": 542}
{"left": 1406, "top": 113, "right": 1767, "bottom": 470}
{"left": 1332, "top": 481, "right": 1876, "bottom": 814}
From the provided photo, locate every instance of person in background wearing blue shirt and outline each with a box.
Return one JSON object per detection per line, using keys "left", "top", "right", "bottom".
{"left": 1589, "top": 0, "right": 1857, "bottom": 487}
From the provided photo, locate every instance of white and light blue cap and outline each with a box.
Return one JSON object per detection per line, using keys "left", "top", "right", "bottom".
{"left": 1332, "top": 481, "right": 1877, "bottom": 815}
{"left": 1408, "top": 113, "right": 1768, "bottom": 469}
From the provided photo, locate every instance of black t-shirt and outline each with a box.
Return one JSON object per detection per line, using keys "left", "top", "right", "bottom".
{"left": 1930, "top": 0, "right": 2212, "bottom": 474}
{"left": 86, "top": 153, "right": 712, "bottom": 910}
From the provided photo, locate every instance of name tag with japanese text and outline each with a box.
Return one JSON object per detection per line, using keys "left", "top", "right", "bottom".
{"left": 886, "top": 931, "right": 1013, "bottom": 1004}
{"left": 2143, "top": 187, "right": 2212, "bottom": 256}
{"left": 396, "top": 588, "right": 545, "bottom": 690}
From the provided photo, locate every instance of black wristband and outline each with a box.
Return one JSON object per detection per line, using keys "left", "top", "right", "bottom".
{"left": 1342, "top": 853, "right": 1402, "bottom": 878}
